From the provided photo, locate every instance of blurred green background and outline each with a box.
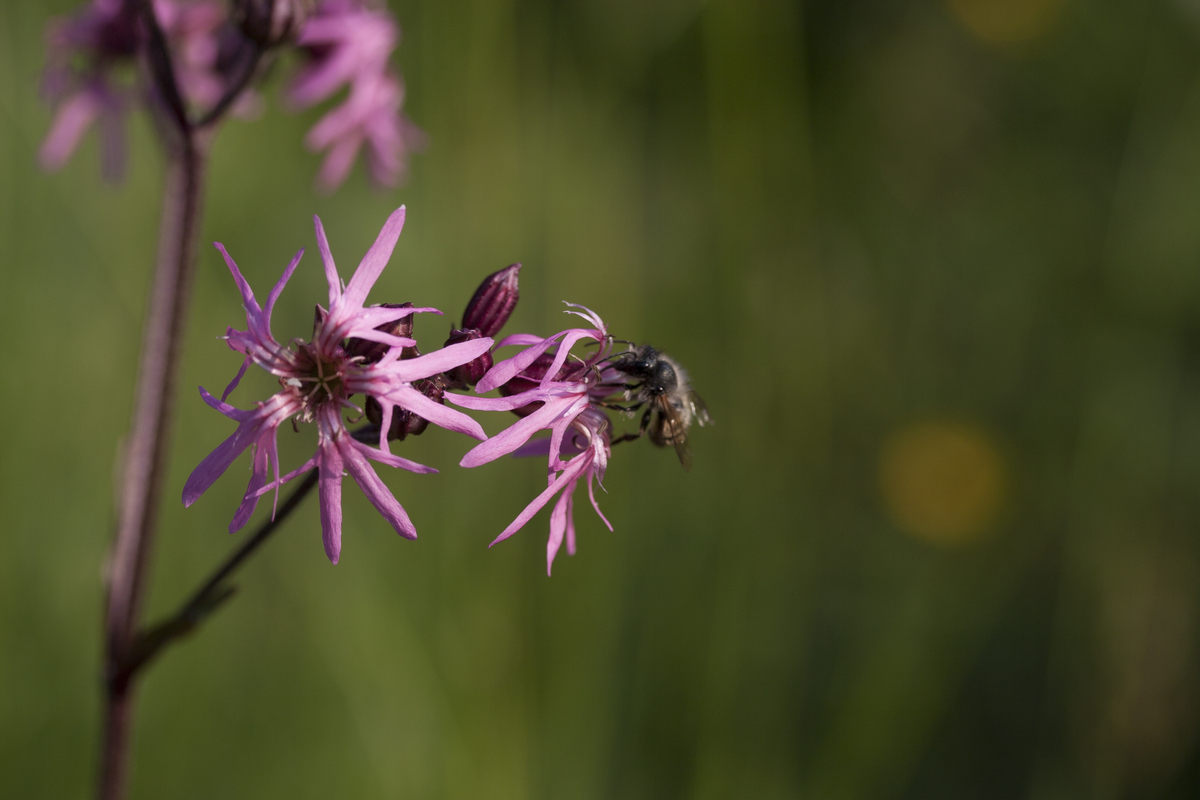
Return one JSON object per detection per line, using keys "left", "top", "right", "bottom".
{"left": 3, "top": 0, "right": 1200, "bottom": 797}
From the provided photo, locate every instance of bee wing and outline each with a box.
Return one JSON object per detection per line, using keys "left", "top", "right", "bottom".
{"left": 687, "top": 391, "right": 712, "bottom": 426}
{"left": 656, "top": 396, "right": 693, "bottom": 472}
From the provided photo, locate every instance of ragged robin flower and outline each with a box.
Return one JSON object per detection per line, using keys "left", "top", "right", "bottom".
{"left": 183, "top": 206, "right": 493, "bottom": 563}
{"left": 287, "top": 0, "right": 423, "bottom": 192}
{"left": 451, "top": 304, "right": 630, "bottom": 574}
{"left": 39, "top": 0, "right": 258, "bottom": 179}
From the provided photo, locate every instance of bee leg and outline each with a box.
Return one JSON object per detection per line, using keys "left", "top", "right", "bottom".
{"left": 595, "top": 400, "right": 640, "bottom": 417}
{"left": 612, "top": 406, "right": 653, "bottom": 446}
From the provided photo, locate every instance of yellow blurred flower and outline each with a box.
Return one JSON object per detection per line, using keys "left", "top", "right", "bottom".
{"left": 879, "top": 421, "right": 1007, "bottom": 546}
{"left": 946, "top": 0, "right": 1067, "bottom": 46}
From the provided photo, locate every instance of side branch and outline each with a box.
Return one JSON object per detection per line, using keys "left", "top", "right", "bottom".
{"left": 99, "top": 123, "right": 206, "bottom": 800}
{"left": 132, "top": 0, "right": 190, "bottom": 134}
{"left": 123, "top": 470, "right": 319, "bottom": 680}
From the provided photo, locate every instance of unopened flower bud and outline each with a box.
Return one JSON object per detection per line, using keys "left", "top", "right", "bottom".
{"left": 442, "top": 328, "right": 493, "bottom": 388}
{"left": 366, "top": 378, "right": 444, "bottom": 440}
{"left": 235, "top": 0, "right": 310, "bottom": 48}
{"left": 462, "top": 263, "right": 521, "bottom": 337}
{"left": 345, "top": 302, "right": 418, "bottom": 364}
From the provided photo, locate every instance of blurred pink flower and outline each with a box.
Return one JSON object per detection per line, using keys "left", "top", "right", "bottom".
{"left": 39, "top": 0, "right": 256, "bottom": 178}
{"left": 453, "top": 306, "right": 623, "bottom": 574}
{"left": 288, "top": 0, "right": 423, "bottom": 192}
{"left": 184, "top": 207, "right": 493, "bottom": 563}
{"left": 155, "top": 0, "right": 262, "bottom": 118}
{"left": 39, "top": 0, "right": 138, "bottom": 178}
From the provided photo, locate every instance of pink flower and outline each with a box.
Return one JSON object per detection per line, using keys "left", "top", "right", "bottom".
{"left": 39, "top": 0, "right": 138, "bottom": 178}
{"left": 288, "top": 0, "right": 423, "bottom": 192}
{"left": 155, "top": 0, "right": 262, "bottom": 119}
{"left": 453, "top": 306, "right": 623, "bottom": 574}
{"left": 184, "top": 207, "right": 494, "bottom": 563}
{"left": 39, "top": 77, "right": 129, "bottom": 180}
{"left": 39, "top": 0, "right": 256, "bottom": 178}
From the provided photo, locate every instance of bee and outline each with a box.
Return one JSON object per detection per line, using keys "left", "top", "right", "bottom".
{"left": 608, "top": 344, "right": 711, "bottom": 471}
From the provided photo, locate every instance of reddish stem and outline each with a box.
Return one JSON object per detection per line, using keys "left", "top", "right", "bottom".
{"left": 99, "top": 131, "right": 207, "bottom": 800}
{"left": 96, "top": 5, "right": 270, "bottom": 796}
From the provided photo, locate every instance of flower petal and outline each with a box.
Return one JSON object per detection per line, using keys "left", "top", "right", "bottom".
{"left": 547, "top": 397, "right": 590, "bottom": 472}
{"left": 221, "top": 356, "right": 250, "bottom": 401}
{"left": 339, "top": 436, "right": 418, "bottom": 540}
{"left": 587, "top": 471, "right": 613, "bottom": 532}
{"left": 358, "top": 441, "right": 438, "bottom": 474}
{"left": 213, "top": 242, "right": 262, "bottom": 322}
{"left": 229, "top": 439, "right": 270, "bottom": 533}
{"left": 494, "top": 333, "right": 545, "bottom": 348}
{"left": 565, "top": 490, "right": 577, "bottom": 557}
{"left": 39, "top": 89, "right": 102, "bottom": 172}
{"left": 546, "top": 480, "right": 576, "bottom": 575}
{"left": 539, "top": 329, "right": 601, "bottom": 389}
{"left": 383, "top": 384, "right": 487, "bottom": 440}
{"left": 383, "top": 337, "right": 493, "bottom": 382}
{"left": 318, "top": 441, "right": 344, "bottom": 564}
{"left": 445, "top": 389, "right": 561, "bottom": 412}
{"left": 476, "top": 331, "right": 566, "bottom": 393}
{"left": 313, "top": 214, "right": 341, "bottom": 305}
{"left": 342, "top": 205, "right": 405, "bottom": 310}
{"left": 183, "top": 413, "right": 261, "bottom": 506}
{"left": 264, "top": 248, "right": 304, "bottom": 327}
{"left": 490, "top": 455, "right": 588, "bottom": 547}
{"left": 460, "top": 394, "right": 580, "bottom": 468}
{"left": 509, "top": 436, "right": 552, "bottom": 458}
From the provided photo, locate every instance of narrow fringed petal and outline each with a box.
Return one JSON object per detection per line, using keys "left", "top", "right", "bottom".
{"left": 183, "top": 389, "right": 296, "bottom": 508}
{"left": 313, "top": 134, "right": 362, "bottom": 195}
{"left": 476, "top": 331, "right": 567, "bottom": 393}
{"left": 382, "top": 384, "right": 487, "bottom": 440}
{"left": 340, "top": 328, "right": 417, "bottom": 352}
{"left": 318, "top": 442, "right": 344, "bottom": 564}
{"left": 494, "top": 333, "right": 544, "bottom": 348}
{"left": 313, "top": 215, "right": 341, "bottom": 306}
{"left": 229, "top": 438, "right": 271, "bottom": 533}
{"left": 360, "top": 441, "right": 437, "bottom": 474}
{"left": 565, "top": 489, "right": 577, "bottom": 556}
{"left": 338, "top": 435, "right": 418, "bottom": 540}
{"left": 377, "top": 401, "right": 394, "bottom": 453}
{"left": 460, "top": 394, "right": 580, "bottom": 468}
{"left": 546, "top": 481, "right": 576, "bottom": 575}
{"left": 341, "top": 205, "right": 405, "bottom": 311}
{"left": 509, "top": 437, "right": 552, "bottom": 459}
{"left": 562, "top": 303, "right": 607, "bottom": 333}
{"left": 184, "top": 409, "right": 263, "bottom": 505}
{"left": 376, "top": 337, "right": 493, "bottom": 382}
{"left": 213, "top": 242, "right": 263, "bottom": 323}
{"left": 490, "top": 455, "right": 588, "bottom": 548}
{"left": 213, "top": 242, "right": 298, "bottom": 377}
{"left": 547, "top": 397, "right": 590, "bottom": 473}
{"left": 587, "top": 471, "right": 613, "bottom": 531}
{"left": 288, "top": 45, "right": 357, "bottom": 106}
{"left": 350, "top": 304, "right": 436, "bottom": 331}
{"left": 445, "top": 390, "right": 554, "bottom": 412}
{"left": 39, "top": 89, "right": 103, "bottom": 172}
{"left": 264, "top": 248, "right": 305, "bottom": 326}
{"left": 246, "top": 455, "right": 318, "bottom": 501}
{"left": 221, "top": 356, "right": 251, "bottom": 401}
{"left": 268, "top": 428, "right": 283, "bottom": 519}
{"left": 539, "top": 329, "right": 603, "bottom": 389}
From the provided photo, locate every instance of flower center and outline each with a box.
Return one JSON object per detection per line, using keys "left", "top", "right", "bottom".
{"left": 285, "top": 343, "right": 348, "bottom": 422}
